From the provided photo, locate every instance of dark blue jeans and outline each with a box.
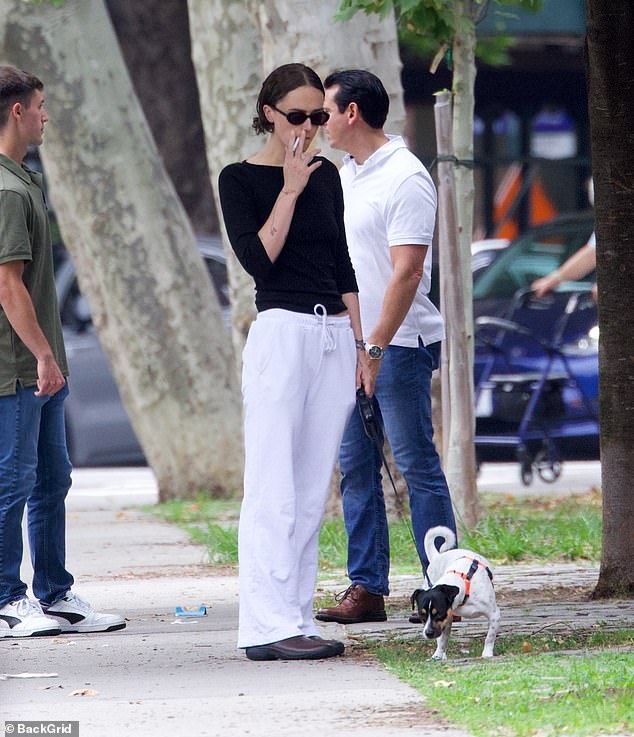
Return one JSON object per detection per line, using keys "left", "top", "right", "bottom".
{"left": 0, "top": 381, "right": 74, "bottom": 608}
{"left": 339, "top": 341, "right": 456, "bottom": 595}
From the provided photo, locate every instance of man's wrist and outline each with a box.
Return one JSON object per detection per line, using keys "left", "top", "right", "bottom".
{"left": 367, "top": 344, "right": 385, "bottom": 360}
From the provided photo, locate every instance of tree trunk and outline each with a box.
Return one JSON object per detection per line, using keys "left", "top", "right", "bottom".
{"left": 442, "top": 2, "right": 478, "bottom": 529}
{"left": 187, "top": 0, "right": 262, "bottom": 360}
{"left": 434, "top": 90, "right": 478, "bottom": 530}
{"left": 0, "top": 0, "right": 243, "bottom": 500}
{"left": 586, "top": 0, "right": 634, "bottom": 597}
{"left": 104, "top": 0, "right": 218, "bottom": 236}
{"left": 452, "top": 1, "right": 476, "bottom": 365}
{"left": 249, "top": 0, "right": 406, "bottom": 153}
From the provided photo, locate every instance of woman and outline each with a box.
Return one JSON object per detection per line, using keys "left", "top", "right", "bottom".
{"left": 218, "top": 63, "right": 369, "bottom": 661}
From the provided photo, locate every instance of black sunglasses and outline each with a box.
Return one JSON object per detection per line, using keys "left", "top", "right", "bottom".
{"left": 271, "top": 105, "right": 330, "bottom": 126}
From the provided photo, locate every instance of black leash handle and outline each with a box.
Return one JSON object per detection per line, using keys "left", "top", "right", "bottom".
{"left": 356, "top": 388, "right": 433, "bottom": 588}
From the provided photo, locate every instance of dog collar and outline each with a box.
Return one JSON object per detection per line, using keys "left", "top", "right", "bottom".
{"left": 447, "top": 556, "right": 494, "bottom": 605}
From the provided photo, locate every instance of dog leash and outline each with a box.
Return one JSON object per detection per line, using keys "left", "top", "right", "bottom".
{"left": 356, "top": 387, "right": 433, "bottom": 588}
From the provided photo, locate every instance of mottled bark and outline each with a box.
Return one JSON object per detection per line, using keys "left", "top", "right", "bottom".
{"left": 0, "top": 0, "right": 243, "bottom": 500}
{"left": 105, "top": 0, "right": 217, "bottom": 235}
{"left": 586, "top": 0, "right": 634, "bottom": 597}
{"left": 248, "top": 0, "right": 406, "bottom": 151}
{"left": 187, "top": 0, "right": 262, "bottom": 359}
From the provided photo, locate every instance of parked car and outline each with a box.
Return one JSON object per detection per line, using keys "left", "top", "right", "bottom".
{"left": 56, "top": 238, "right": 230, "bottom": 466}
{"left": 472, "top": 212, "right": 598, "bottom": 465}
{"left": 428, "top": 237, "right": 510, "bottom": 310}
{"left": 471, "top": 238, "right": 510, "bottom": 280}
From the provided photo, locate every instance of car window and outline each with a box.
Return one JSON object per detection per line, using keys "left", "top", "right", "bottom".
{"left": 473, "top": 220, "right": 594, "bottom": 300}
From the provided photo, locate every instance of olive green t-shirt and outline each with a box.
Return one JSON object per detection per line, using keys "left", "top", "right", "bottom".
{"left": 0, "top": 153, "right": 68, "bottom": 395}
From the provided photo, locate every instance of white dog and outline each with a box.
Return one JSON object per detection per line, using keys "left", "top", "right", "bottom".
{"left": 410, "top": 525, "right": 500, "bottom": 659}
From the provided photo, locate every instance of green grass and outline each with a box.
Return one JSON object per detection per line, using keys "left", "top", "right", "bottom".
{"left": 150, "top": 497, "right": 240, "bottom": 565}
{"left": 148, "top": 491, "right": 602, "bottom": 572}
{"left": 369, "top": 636, "right": 634, "bottom": 737}
{"left": 460, "top": 493, "right": 602, "bottom": 563}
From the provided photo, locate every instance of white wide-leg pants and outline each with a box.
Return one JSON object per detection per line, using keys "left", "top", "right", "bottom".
{"left": 237, "top": 307, "right": 357, "bottom": 648}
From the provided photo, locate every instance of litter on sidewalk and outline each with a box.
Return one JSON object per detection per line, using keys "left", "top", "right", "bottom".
{"left": 174, "top": 605, "right": 207, "bottom": 617}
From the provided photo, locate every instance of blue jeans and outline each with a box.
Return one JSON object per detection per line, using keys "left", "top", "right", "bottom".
{"left": 0, "top": 381, "right": 74, "bottom": 608}
{"left": 339, "top": 341, "right": 456, "bottom": 595}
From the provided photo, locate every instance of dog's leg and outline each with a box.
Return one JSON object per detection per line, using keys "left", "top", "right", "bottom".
{"left": 431, "top": 621, "right": 452, "bottom": 661}
{"left": 481, "top": 605, "right": 500, "bottom": 658}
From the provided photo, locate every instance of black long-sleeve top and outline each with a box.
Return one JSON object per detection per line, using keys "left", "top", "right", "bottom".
{"left": 218, "top": 157, "right": 358, "bottom": 314}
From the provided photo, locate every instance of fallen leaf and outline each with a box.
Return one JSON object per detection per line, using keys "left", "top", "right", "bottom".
{"left": 433, "top": 680, "right": 456, "bottom": 688}
{"left": 522, "top": 641, "right": 532, "bottom": 653}
{"left": 69, "top": 688, "right": 98, "bottom": 697}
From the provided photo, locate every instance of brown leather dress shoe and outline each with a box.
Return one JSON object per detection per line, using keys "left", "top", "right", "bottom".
{"left": 315, "top": 584, "right": 387, "bottom": 624}
{"left": 245, "top": 635, "right": 344, "bottom": 661}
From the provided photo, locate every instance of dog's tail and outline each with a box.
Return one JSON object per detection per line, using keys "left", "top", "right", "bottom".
{"left": 424, "top": 525, "right": 457, "bottom": 562}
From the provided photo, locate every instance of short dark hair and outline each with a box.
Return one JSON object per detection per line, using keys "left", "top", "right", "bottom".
{"left": 324, "top": 69, "right": 389, "bottom": 130}
{"left": 0, "top": 66, "right": 43, "bottom": 129}
{"left": 253, "top": 63, "right": 324, "bottom": 135}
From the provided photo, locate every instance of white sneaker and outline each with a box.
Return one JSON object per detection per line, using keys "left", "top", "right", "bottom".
{"left": 0, "top": 598, "right": 62, "bottom": 638}
{"left": 43, "top": 591, "right": 126, "bottom": 633}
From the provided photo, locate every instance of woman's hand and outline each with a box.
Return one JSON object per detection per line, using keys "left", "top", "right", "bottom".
{"left": 282, "top": 131, "right": 321, "bottom": 197}
{"left": 531, "top": 272, "right": 560, "bottom": 298}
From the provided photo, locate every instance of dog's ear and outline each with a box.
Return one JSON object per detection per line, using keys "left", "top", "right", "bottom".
{"left": 437, "top": 584, "right": 460, "bottom": 607}
{"left": 410, "top": 589, "right": 424, "bottom": 610}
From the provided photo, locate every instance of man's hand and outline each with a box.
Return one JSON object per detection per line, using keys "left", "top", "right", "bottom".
{"left": 36, "top": 355, "right": 66, "bottom": 396}
{"left": 356, "top": 348, "right": 377, "bottom": 397}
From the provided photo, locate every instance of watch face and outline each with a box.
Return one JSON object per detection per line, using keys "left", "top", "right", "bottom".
{"left": 368, "top": 345, "right": 383, "bottom": 359}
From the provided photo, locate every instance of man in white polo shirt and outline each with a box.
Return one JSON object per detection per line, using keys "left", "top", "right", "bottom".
{"left": 316, "top": 69, "right": 457, "bottom": 624}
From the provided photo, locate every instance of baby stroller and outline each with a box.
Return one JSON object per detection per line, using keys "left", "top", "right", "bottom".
{"left": 474, "top": 286, "right": 599, "bottom": 485}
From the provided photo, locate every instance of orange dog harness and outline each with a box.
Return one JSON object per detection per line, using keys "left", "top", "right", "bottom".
{"left": 447, "top": 556, "right": 494, "bottom": 605}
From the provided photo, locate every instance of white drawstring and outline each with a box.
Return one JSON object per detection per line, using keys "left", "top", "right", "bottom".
{"left": 313, "top": 304, "right": 335, "bottom": 354}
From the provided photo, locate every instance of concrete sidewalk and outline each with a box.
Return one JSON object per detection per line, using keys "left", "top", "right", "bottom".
{"left": 3, "top": 476, "right": 469, "bottom": 737}
{"left": 3, "top": 464, "right": 630, "bottom": 737}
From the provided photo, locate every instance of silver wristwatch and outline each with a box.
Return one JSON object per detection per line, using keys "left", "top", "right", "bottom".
{"left": 367, "top": 344, "right": 385, "bottom": 360}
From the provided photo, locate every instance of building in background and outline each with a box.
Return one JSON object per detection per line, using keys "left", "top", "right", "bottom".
{"left": 402, "top": 0, "right": 590, "bottom": 238}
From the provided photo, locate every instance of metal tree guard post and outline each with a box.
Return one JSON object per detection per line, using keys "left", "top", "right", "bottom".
{"left": 433, "top": 89, "right": 479, "bottom": 530}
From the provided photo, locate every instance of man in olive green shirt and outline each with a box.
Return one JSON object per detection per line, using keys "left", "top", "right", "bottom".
{"left": 0, "top": 66, "right": 124, "bottom": 638}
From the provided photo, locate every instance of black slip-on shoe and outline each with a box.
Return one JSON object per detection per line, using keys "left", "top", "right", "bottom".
{"left": 308, "top": 635, "right": 345, "bottom": 656}
{"left": 245, "top": 635, "right": 343, "bottom": 661}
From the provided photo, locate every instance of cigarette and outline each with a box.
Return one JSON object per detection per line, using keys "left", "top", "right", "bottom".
{"left": 292, "top": 137, "right": 301, "bottom": 153}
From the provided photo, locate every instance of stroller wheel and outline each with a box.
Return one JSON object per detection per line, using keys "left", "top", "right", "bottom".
{"left": 520, "top": 463, "right": 533, "bottom": 486}
{"left": 535, "top": 449, "right": 562, "bottom": 483}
